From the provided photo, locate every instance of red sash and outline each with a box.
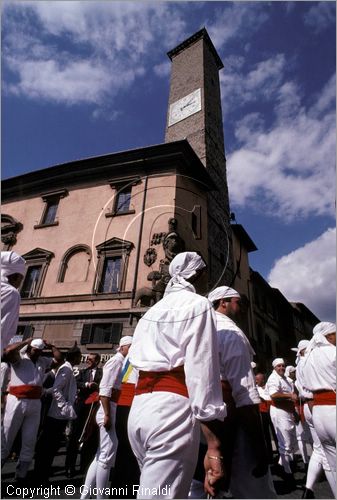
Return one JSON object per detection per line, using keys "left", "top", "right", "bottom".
{"left": 9, "top": 385, "right": 42, "bottom": 399}
{"left": 117, "top": 383, "right": 136, "bottom": 407}
{"left": 313, "top": 390, "right": 336, "bottom": 406}
{"left": 85, "top": 391, "right": 100, "bottom": 404}
{"left": 135, "top": 366, "right": 188, "bottom": 398}
{"left": 271, "top": 398, "right": 295, "bottom": 412}
{"left": 259, "top": 400, "right": 271, "bottom": 413}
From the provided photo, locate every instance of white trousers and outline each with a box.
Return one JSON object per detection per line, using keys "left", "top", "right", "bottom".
{"left": 312, "top": 405, "right": 336, "bottom": 473}
{"left": 270, "top": 406, "right": 297, "bottom": 473}
{"left": 128, "top": 392, "right": 200, "bottom": 499}
{"left": 295, "top": 417, "right": 312, "bottom": 464}
{"left": 2, "top": 394, "right": 41, "bottom": 462}
{"left": 81, "top": 401, "right": 118, "bottom": 499}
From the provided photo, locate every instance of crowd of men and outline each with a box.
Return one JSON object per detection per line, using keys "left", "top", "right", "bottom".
{"left": 1, "top": 250, "right": 336, "bottom": 499}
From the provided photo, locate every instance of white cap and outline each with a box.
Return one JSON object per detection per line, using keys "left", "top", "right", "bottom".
{"left": 30, "top": 338, "right": 46, "bottom": 350}
{"left": 291, "top": 339, "right": 310, "bottom": 353}
{"left": 118, "top": 336, "right": 133, "bottom": 349}
{"left": 313, "top": 322, "right": 336, "bottom": 337}
{"left": 208, "top": 286, "right": 240, "bottom": 303}
{"left": 272, "top": 357, "right": 285, "bottom": 368}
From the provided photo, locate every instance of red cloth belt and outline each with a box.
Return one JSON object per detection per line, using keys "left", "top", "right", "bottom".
{"left": 259, "top": 400, "right": 271, "bottom": 413}
{"left": 117, "top": 383, "right": 136, "bottom": 407}
{"left": 135, "top": 366, "right": 188, "bottom": 398}
{"left": 110, "top": 388, "right": 121, "bottom": 403}
{"left": 313, "top": 390, "right": 336, "bottom": 406}
{"left": 85, "top": 391, "right": 100, "bottom": 405}
{"left": 271, "top": 398, "right": 295, "bottom": 412}
{"left": 9, "top": 385, "right": 42, "bottom": 399}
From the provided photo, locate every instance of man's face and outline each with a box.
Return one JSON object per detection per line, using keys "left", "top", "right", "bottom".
{"left": 120, "top": 344, "right": 131, "bottom": 357}
{"left": 255, "top": 373, "right": 265, "bottom": 387}
{"left": 29, "top": 347, "right": 42, "bottom": 362}
{"left": 326, "top": 332, "right": 336, "bottom": 346}
{"left": 224, "top": 297, "right": 242, "bottom": 319}
{"left": 274, "top": 363, "right": 286, "bottom": 376}
{"left": 87, "top": 355, "right": 99, "bottom": 369}
{"left": 299, "top": 348, "right": 307, "bottom": 357}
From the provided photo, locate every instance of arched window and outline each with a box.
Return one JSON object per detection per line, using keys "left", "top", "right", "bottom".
{"left": 58, "top": 245, "right": 91, "bottom": 283}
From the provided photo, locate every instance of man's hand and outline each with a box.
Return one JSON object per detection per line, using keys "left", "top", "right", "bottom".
{"left": 203, "top": 451, "right": 225, "bottom": 497}
{"left": 103, "top": 414, "right": 111, "bottom": 430}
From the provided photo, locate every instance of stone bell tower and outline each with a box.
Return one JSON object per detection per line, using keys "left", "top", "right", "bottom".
{"left": 165, "top": 28, "right": 233, "bottom": 288}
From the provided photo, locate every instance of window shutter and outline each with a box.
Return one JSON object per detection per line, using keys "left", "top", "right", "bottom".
{"left": 111, "top": 323, "right": 123, "bottom": 343}
{"left": 81, "top": 324, "right": 92, "bottom": 345}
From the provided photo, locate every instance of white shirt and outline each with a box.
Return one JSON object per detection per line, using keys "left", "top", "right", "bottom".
{"left": 266, "top": 370, "right": 294, "bottom": 397}
{"left": 129, "top": 282, "right": 226, "bottom": 422}
{"left": 99, "top": 351, "right": 124, "bottom": 398}
{"left": 302, "top": 344, "right": 336, "bottom": 392}
{"left": 257, "top": 385, "right": 271, "bottom": 401}
{"left": 10, "top": 348, "right": 53, "bottom": 387}
{"left": 215, "top": 312, "right": 260, "bottom": 408}
{"left": 1, "top": 362, "right": 10, "bottom": 394}
{"left": 47, "top": 361, "right": 77, "bottom": 420}
{"left": 295, "top": 356, "right": 313, "bottom": 399}
{"left": 1, "top": 282, "right": 21, "bottom": 354}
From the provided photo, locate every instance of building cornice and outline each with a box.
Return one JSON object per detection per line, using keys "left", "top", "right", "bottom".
{"left": 3, "top": 141, "right": 217, "bottom": 201}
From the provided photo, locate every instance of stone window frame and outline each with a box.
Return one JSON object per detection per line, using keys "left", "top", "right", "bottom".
{"left": 105, "top": 176, "right": 141, "bottom": 218}
{"left": 34, "top": 189, "right": 68, "bottom": 229}
{"left": 20, "top": 248, "right": 54, "bottom": 299}
{"left": 93, "top": 237, "right": 134, "bottom": 294}
{"left": 57, "top": 244, "right": 92, "bottom": 283}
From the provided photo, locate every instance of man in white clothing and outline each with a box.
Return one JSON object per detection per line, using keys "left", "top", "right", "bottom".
{"left": 301, "top": 322, "right": 336, "bottom": 493}
{"left": 295, "top": 338, "right": 335, "bottom": 498}
{"left": 128, "top": 252, "right": 226, "bottom": 499}
{"left": 1, "top": 251, "right": 26, "bottom": 354}
{"left": 207, "top": 286, "right": 275, "bottom": 499}
{"left": 81, "top": 336, "right": 133, "bottom": 499}
{"left": 1, "top": 337, "right": 62, "bottom": 480}
{"left": 266, "top": 358, "right": 298, "bottom": 484}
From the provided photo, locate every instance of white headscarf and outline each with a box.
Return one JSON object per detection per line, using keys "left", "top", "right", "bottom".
{"left": 291, "top": 339, "right": 310, "bottom": 365}
{"left": 304, "top": 321, "right": 336, "bottom": 363}
{"left": 208, "top": 286, "right": 240, "bottom": 303}
{"left": 1, "top": 251, "right": 26, "bottom": 283}
{"left": 164, "top": 252, "right": 206, "bottom": 295}
{"left": 285, "top": 365, "right": 296, "bottom": 378}
{"left": 272, "top": 357, "right": 285, "bottom": 369}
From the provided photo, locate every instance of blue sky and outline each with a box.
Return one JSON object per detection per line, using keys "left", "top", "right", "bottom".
{"left": 2, "top": 1, "right": 336, "bottom": 321}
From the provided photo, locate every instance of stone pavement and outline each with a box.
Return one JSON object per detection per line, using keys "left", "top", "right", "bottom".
{"left": 1, "top": 443, "right": 334, "bottom": 499}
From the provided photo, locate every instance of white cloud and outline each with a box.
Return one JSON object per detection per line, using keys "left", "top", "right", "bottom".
{"left": 207, "top": 2, "right": 268, "bottom": 48}
{"left": 304, "top": 2, "right": 335, "bottom": 34}
{"left": 2, "top": 1, "right": 188, "bottom": 105}
{"left": 153, "top": 61, "right": 171, "bottom": 78}
{"left": 268, "top": 228, "right": 336, "bottom": 322}
{"left": 220, "top": 54, "right": 286, "bottom": 115}
{"left": 227, "top": 72, "right": 336, "bottom": 220}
